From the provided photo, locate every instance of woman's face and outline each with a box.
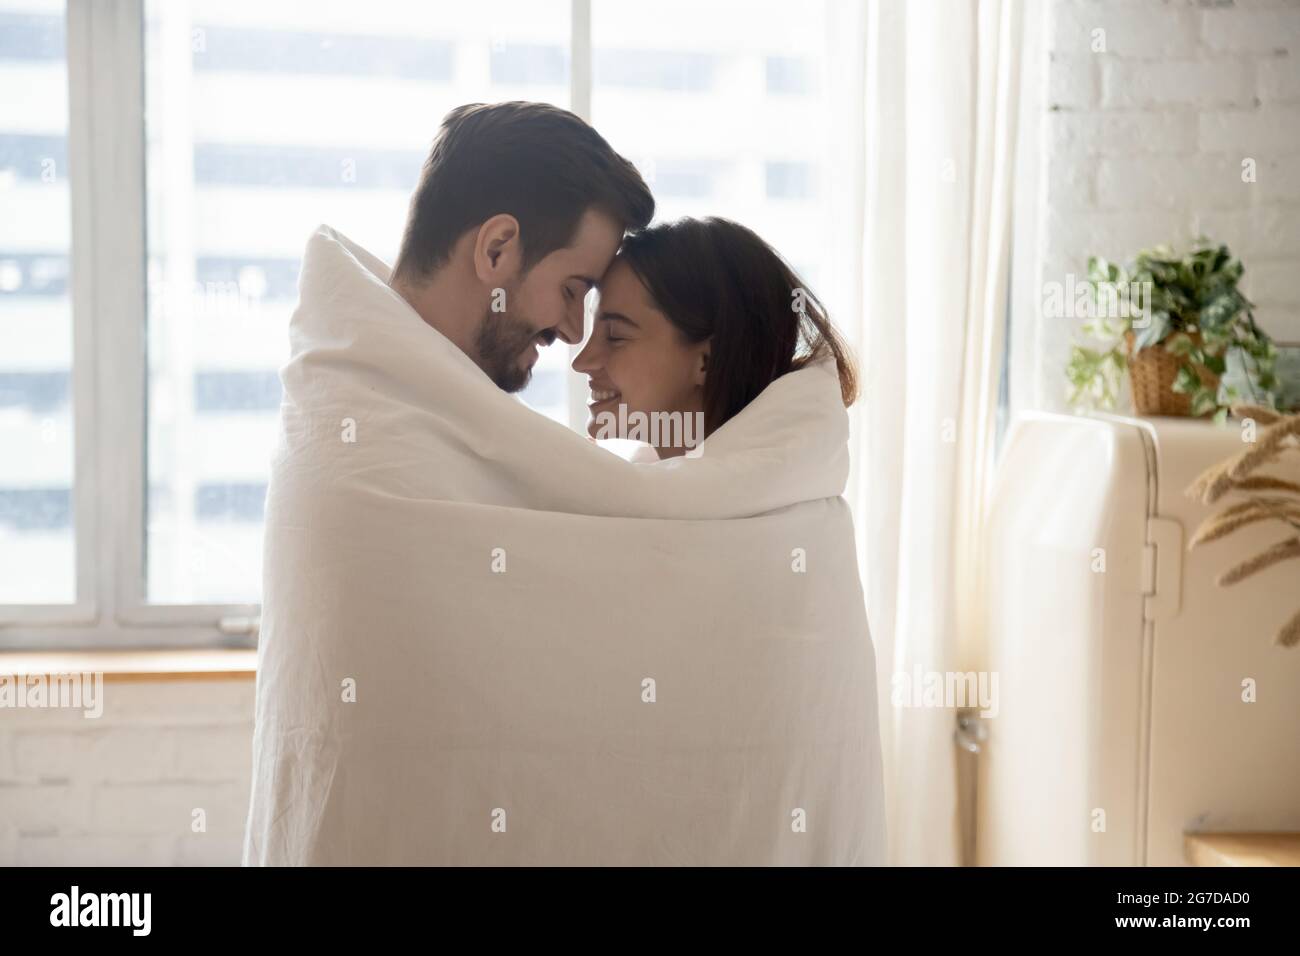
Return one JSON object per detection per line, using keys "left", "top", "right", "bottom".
{"left": 571, "top": 258, "right": 709, "bottom": 453}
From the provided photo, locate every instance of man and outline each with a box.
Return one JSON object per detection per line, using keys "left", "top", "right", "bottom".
{"left": 388, "top": 101, "right": 654, "bottom": 392}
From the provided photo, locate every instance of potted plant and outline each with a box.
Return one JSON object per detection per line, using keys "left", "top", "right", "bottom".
{"left": 1066, "top": 239, "right": 1279, "bottom": 422}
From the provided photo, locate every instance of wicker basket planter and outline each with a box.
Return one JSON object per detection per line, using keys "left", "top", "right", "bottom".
{"left": 1124, "top": 330, "right": 1220, "bottom": 417}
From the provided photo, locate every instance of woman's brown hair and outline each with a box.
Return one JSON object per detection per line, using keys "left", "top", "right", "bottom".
{"left": 617, "top": 217, "right": 858, "bottom": 435}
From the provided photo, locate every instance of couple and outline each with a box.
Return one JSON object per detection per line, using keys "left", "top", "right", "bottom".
{"left": 386, "top": 100, "right": 857, "bottom": 456}
{"left": 245, "top": 100, "right": 884, "bottom": 866}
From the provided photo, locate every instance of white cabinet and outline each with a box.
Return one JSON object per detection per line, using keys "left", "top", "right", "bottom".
{"left": 978, "top": 412, "right": 1300, "bottom": 866}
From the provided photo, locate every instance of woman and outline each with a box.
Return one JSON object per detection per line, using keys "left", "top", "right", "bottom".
{"left": 572, "top": 216, "right": 858, "bottom": 459}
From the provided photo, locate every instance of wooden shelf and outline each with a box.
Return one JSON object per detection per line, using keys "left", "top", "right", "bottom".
{"left": 1185, "top": 832, "right": 1300, "bottom": 867}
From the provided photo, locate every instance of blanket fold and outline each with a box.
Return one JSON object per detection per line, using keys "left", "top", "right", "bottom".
{"left": 243, "top": 225, "right": 885, "bottom": 865}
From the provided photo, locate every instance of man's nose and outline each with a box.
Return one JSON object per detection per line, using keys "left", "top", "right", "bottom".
{"left": 555, "top": 304, "right": 585, "bottom": 346}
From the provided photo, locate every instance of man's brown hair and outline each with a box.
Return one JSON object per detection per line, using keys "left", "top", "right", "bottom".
{"left": 391, "top": 101, "right": 654, "bottom": 283}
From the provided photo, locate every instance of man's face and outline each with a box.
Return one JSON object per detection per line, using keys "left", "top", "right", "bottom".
{"left": 475, "top": 208, "right": 624, "bottom": 392}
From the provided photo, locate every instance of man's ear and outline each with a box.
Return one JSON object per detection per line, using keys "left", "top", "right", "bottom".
{"left": 472, "top": 214, "right": 522, "bottom": 284}
{"left": 694, "top": 342, "right": 710, "bottom": 387}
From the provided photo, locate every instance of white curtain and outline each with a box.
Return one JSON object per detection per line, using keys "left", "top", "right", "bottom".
{"left": 844, "top": 0, "right": 1027, "bottom": 866}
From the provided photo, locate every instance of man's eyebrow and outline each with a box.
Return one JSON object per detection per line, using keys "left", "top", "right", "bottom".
{"left": 599, "top": 311, "right": 639, "bottom": 328}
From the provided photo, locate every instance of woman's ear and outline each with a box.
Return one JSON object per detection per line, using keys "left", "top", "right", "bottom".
{"left": 473, "top": 214, "right": 522, "bottom": 284}
{"left": 694, "top": 342, "right": 710, "bottom": 387}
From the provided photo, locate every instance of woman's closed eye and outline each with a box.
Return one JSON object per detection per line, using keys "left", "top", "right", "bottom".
{"left": 595, "top": 310, "right": 637, "bottom": 344}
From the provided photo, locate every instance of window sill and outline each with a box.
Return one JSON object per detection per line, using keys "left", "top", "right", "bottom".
{"left": 0, "top": 648, "right": 257, "bottom": 682}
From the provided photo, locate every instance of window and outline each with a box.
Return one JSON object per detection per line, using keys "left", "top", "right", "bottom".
{"left": 591, "top": 0, "right": 835, "bottom": 292}
{"left": 0, "top": 0, "right": 73, "bottom": 606}
{"left": 0, "top": 0, "right": 853, "bottom": 646}
{"left": 765, "top": 55, "right": 814, "bottom": 96}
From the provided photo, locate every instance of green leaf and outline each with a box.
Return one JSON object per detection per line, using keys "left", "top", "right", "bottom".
{"left": 1133, "top": 312, "right": 1170, "bottom": 350}
{"left": 1165, "top": 332, "right": 1195, "bottom": 357}
{"left": 1173, "top": 366, "right": 1200, "bottom": 394}
{"left": 1190, "top": 389, "right": 1218, "bottom": 417}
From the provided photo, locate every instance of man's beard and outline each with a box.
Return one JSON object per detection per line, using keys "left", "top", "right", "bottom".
{"left": 474, "top": 308, "right": 554, "bottom": 393}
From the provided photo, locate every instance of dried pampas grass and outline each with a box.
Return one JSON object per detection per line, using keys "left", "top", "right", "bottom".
{"left": 1185, "top": 406, "right": 1300, "bottom": 648}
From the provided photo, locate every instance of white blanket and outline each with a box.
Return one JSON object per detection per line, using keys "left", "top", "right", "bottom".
{"left": 242, "top": 225, "right": 886, "bottom": 865}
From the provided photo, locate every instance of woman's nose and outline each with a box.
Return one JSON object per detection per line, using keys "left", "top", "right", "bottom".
{"left": 571, "top": 336, "right": 599, "bottom": 373}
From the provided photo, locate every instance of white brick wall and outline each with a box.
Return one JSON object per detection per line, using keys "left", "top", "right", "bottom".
{"left": 0, "top": 679, "right": 254, "bottom": 866}
{"left": 1034, "top": 0, "right": 1300, "bottom": 411}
